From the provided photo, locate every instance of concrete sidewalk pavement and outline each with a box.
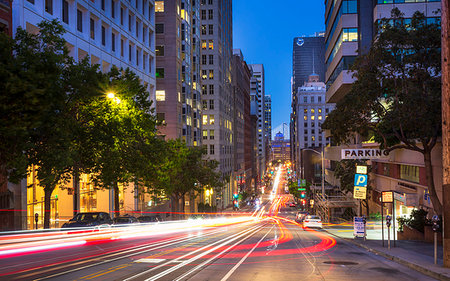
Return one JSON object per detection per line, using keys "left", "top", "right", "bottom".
{"left": 325, "top": 222, "right": 450, "bottom": 281}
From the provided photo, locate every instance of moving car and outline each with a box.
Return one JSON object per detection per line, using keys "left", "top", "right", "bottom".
{"left": 114, "top": 215, "right": 139, "bottom": 225}
{"left": 303, "top": 215, "right": 322, "bottom": 229}
{"left": 138, "top": 215, "right": 161, "bottom": 223}
{"left": 62, "top": 212, "right": 113, "bottom": 228}
{"left": 295, "top": 211, "right": 309, "bottom": 222}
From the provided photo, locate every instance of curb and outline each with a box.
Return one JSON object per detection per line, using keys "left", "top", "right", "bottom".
{"left": 324, "top": 229, "right": 450, "bottom": 281}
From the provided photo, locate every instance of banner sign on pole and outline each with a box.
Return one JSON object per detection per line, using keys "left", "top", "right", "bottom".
{"left": 342, "top": 149, "right": 389, "bottom": 160}
{"left": 382, "top": 191, "right": 393, "bottom": 203}
{"left": 354, "top": 186, "right": 367, "bottom": 199}
{"left": 354, "top": 217, "right": 365, "bottom": 238}
{"left": 356, "top": 165, "right": 368, "bottom": 174}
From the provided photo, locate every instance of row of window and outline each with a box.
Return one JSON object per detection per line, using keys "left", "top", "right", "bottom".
{"left": 200, "top": 0, "right": 214, "bottom": 5}
{"left": 300, "top": 95, "right": 325, "bottom": 103}
{"left": 303, "top": 115, "right": 327, "bottom": 121}
{"left": 303, "top": 136, "right": 324, "bottom": 142}
{"left": 201, "top": 84, "right": 215, "bottom": 95}
{"left": 377, "top": 0, "right": 439, "bottom": 3}
{"left": 303, "top": 108, "right": 330, "bottom": 114}
{"left": 325, "top": 0, "right": 357, "bottom": 50}
{"left": 202, "top": 99, "right": 215, "bottom": 110}
{"left": 302, "top": 121, "right": 323, "bottom": 128}
{"left": 303, "top": 129, "right": 324, "bottom": 135}
{"left": 202, "top": 129, "right": 215, "bottom": 140}
{"left": 201, "top": 24, "right": 214, "bottom": 35}
{"left": 202, "top": 114, "right": 215, "bottom": 125}
{"left": 326, "top": 28, "right": 358, "bottom": 67}
{"left": 200, "top": 9, "right": 214, "bottom": 20}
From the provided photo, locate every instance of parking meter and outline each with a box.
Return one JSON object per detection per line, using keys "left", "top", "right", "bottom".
{"left": 432, "top": 215, "right": 440, "bottom": 232}
{"left": 34, "top": 213, "right": 39, "bottom": 229}
{"left": 386, "top": 215, "right": 392, "bottom": 228}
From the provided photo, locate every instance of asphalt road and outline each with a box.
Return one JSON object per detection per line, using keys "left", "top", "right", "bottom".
{"left": 0, "top": 167, "right": 437, "bottom": 281}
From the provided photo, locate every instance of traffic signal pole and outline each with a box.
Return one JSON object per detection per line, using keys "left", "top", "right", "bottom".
{"left": 442, "top": 0, "right": 450, "bottom": 268}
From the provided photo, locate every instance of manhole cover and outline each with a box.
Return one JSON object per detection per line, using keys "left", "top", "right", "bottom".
{"left": 323, "top": 261, "right": 358, "bottom": 265}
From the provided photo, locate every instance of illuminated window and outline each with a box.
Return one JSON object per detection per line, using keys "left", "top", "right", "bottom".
{"left": 209, "top": 115, "right": 215, "bottom": 125}
{"left": 202, "top": 85, "right": 207, "bottom": 95}
{"left": 311, "top": 115, "right": 315, "bottom": 120}
{"left": 210, "top": 130, "right": 214, "bottom": 139}
{"left": 203, "top": 130, "right": 208, "bottom": 140}
{"left": 156, "top": 45, "right": 164, "bottom": 56}
{"left": 155, "top": 1, "right": 164, "bottom": 12}
{"left": 202, "top": 115, "right": 208, "bottom": 125}
{"left": 156, "top": 90, "right": 165, "bottom": 101}
{"left": 209, "top": 70, "right": 214, "bottom": 79}
{"left": 318, "top": 108, "right": 322, "bottom": 113}
{"left": 202, "top": 100, "right": 207, "bottom": 110}
{"left": 304, "top": 109, "right": 307, "bottom": 114}
{"left": 156, "top": 68, "right": 164, "bottom": 78}
{"left": 311, "top": 109, "right": 315, "bottom": 114}
{"left": 312, "top": 136, "right": 315, "bottom": 141}
{"left": 202, "top": 40, "right": 207, "bottom": 49}
{"left": 318, "top": 115, "right": 323, "bottom": 120}
{"left": 208, "top": 40, "right": 213, "bottom": 50}
{"left": 201, "top": 25, "right": 206, "bottom": 35}
{"left": 202, "top": 70, "right": 207, "bottom": 80}
{"left": 304, "top": 115, "right": 307, "bottom": 121}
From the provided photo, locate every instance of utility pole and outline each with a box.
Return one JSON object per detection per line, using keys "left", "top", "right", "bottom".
{"left": 442, "top": 0, "right": 450, "bottom": 268}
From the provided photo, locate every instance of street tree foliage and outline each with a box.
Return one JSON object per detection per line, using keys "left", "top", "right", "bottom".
{"left": 322, "top": 9, "right": 442, "bottom": 214}
{"left": 147, "top": 140, "right": 223, "bottom": 218}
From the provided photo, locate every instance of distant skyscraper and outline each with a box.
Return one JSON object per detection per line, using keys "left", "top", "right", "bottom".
{"left": 264, "top": 95, "right": 272, "bottom": 141}
{"left": 292, "top": 35, "right": 325, "bottom": 93}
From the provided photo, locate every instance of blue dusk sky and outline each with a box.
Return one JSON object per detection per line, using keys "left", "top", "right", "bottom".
{"left": 233, "top": 0, "right": 325, "bottom": 139}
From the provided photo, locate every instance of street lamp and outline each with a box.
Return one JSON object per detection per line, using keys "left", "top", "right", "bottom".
{"left": 301, "top": 146, "right": 325, "bottom": 197}
{"left": 106, "top": 92, "right": 121, "bottom": 104}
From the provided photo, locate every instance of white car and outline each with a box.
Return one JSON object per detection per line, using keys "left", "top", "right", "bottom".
{"left": 303, "top": 215, "right": 322, "bottom": 229}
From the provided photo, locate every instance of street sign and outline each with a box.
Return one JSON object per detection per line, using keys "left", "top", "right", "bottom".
{"left": 382, "top": 191, "right": 393, "bottom": 203}
{"left": 354, "top": 217, "right": 365, "bottom": 238}
{"left": 297, "top": 188, "right": 306, "bottom": 191}
{"left": 353, "top": 186, "right": 367, "bottom": 199}
{"left": 354, "top": 174, "right": 368, "bottom": 187}
{"left": 342, "top": 149, "right": 389, "bottom": 160}
{"left": 394, "top": 192, "right": 406, "bottom": 204}
{"left": 356, "top": 165, "right": 368, "bottom": 174}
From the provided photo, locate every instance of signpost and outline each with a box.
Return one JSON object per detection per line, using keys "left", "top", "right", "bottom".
{"left": 354, "top": 217, "right": 365, "bottom": 238}
{"left": 381, "top": 191, "right": 398, "bottom": 247}
{"left": 353, "top": 186, "right": 367, "bottom": 199}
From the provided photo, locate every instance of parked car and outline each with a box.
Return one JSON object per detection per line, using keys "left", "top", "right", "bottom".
{"left": 303, "top": 215, "right": 322, "bottom": 229}
{"left": 113, "top": 215, "right": 139, "bottom": 225}
{"left": 62, "top": 212, "right": 113, "bottom": 228}
{"left": 295, "top": 211, "right": 309, "bottom": 222}
{"left": 138, "top": 215, "right": 161, "bottom": 223}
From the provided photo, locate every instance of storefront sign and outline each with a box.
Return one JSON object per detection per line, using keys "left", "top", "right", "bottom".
{"left": 394, "top": 192, "right": 406, "bottom": 204}
{"left": 342, "top": 149, "right": 389, "bottom": 160}
{"left": 382, "top": 191, "right": 393, "bottom": 203}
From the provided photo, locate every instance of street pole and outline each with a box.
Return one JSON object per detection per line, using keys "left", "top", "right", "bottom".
{"left": 321, "top": 146, "right": 325, "bottom": 197}
{"left": 442, "top": 0, "right": 450, "bottom": 268}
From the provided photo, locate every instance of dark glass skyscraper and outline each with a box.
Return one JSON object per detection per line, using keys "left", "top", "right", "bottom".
{"left": 292, "top": 35, "right": 325, "bottom": 93}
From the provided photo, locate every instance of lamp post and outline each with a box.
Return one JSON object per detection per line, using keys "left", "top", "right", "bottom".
{"left": 301, "top": 147, "right": 325, "bottom": 197}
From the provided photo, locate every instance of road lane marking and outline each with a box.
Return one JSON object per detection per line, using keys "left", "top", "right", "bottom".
{"left": 220, "top": 225, "right": 273, "bottom": 281}
{"left": 135, "top": 259, "right": 166, "bottom": 263}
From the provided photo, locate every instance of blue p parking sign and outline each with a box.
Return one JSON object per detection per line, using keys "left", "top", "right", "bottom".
{"left": 354, "top": 174, "right": 368, "bottom": 187}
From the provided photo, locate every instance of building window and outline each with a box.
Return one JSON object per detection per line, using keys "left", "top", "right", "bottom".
{"left": 311, "top": 109, "right": 315, "bottom": 114}
{"left": 318, "top": 96, "right": 322, "bottom": 102}
{"left": 128, "top": 15, "right": 132, "bottom": 32}
{"left": 129, "top": 44, "right": 132, "bottom": 61}
{"left": 156, "top": 90, "right": 165, "bottom": 101}
{"left": 318, "top": 115, "right": 323, "bottom": 120}
{"left": 326, "top": 108, "right": 329, "bottom": 113}
{"left": 45, "top": 0, "right": 53, "bottom": 14}
{"left": 304, "top": 115, "right": 307, "bottom": 121}
{"left": 202, "top": 115, "right": 208, "bottom": 125}
{"left": 383, "top": 164, "right": 390, "bottom": 177}
{"left": 112, "top": 33, "right": 116, "bottom": 52}
{"left": 400, "top": 165, "right": 420, "bottom": 183}
{"left": 90, "top": 18, "right": 95, "bottom": 39}
{"left": 203, "top": 130, "right": 208, "bottom": 140}
{"left": 136, "top": 20, "right": 139, "bottom": 37}
{"left": 201, "top": 25, "right": 206, "bottom": 35}
{"left": 101, "top": 0, "right": 105, "bottom": 10}
{"left": 120, "top": 7, "right": 124, "bottom": 25}
{"left": 201, "top": 10, "right": 206, "bottom": 20}
{"left": 210, "top": 130, "right": 214, "bottom": 140}
{"left": 156, "top": 45, "right": 164, "bottom": 56}
{"left": 136, "top": 49, "right": 139, "bottom": 66}
{"left": 201, "top": 40, "right": 207, "bottom": 49}
{"left": 303, "top": 96, "right": 307, "bottom": 103}
{"left": 101, "top": 26, "right": 106, "bottom": 46}
{"left": 304, "top": 122, "right": 307, "bottom": 127}
{"left": 312, "top": 136, "right": 315, "bottom": 141}
{"left": 209, "top": 84, "right": 214, "bottom": 95}
{"left": 208, "top": 9, "right": 213, "bottom": 20}
{"left": 202, "top": 100, "right": 208, "bottom": 110}
{"left": 209, "top": 115, "right": 214, "bottom": 124}
{"left": 111, "top": 0, "right": 115, "bottom": 18}
{"left": 209, "top": 144, "right": 214, "bottom": 155}
{"left": 156, "top": 68, "right": 164, "bottom": 78}
{"left": 303, "top": 109, "right": 307, "bottom": 114}
{"left": 208, "top": 40, "right": 213, "bottom": 49}
{"left": 310, "top": 96, "right": 314, "bottom": 103}
{"left": 208, "top": 70, "right": 214, "bottom": 79}
{"left": 208, "top": 24, "right": 213, "bottom": 35}
{"left": 62, "top": 0, "right": 69, "bottom": 24}
{"left": 208, "top": 0, "right": 212, "bottom": 4}
{"left": 120, "top": 39, "right": 124, "bottom": 56}
{"left": 155, "top": 23, "right": 164, "bottom": 34}
{"left": 77, "top": 9, "right": 83, "bottom": 32}
{"left": 209, "top": 54, "right": 213, "bottom": 64}
{"left": 202, "top": 55, "right": 207, "bottom": 65}
{"left": 157, "top": 112, "right": 165, "bottom": 124}
{"left": 202, "top": 70, "right": 207, "bottom": 80}
{"left": 155, "top": 1, "right": 164, "bottom": 12}
{"left": 202, "top": 85, "right": 207, "bottom": 95}
{"left": 209, "top": 99, "right": 214, "bottom": 110}
{"left": 311, "top": 115, "right": 315, "bottom": 120}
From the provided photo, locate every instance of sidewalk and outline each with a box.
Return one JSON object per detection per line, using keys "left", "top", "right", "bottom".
{"left": 325, "top": 222, "right": 450, "bottom": 281}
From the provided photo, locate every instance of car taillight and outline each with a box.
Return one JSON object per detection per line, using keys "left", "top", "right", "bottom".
{"left": 318, "top": 221, "right": 322, "bottom": 223}
{"left": 304, "top": 220, "right": 309, "bottom": 223}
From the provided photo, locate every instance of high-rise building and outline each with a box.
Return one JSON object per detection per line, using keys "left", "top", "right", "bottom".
{"left": 249, "top": 64, "right": 266, "bottom": 178}
{"left": 232, "top": 49, "right": 251, "bottom": 193}
{"left": 264, "top": 95, "right": 272, "bottom": 148}
{"left": 291, "top": 34, "right": 325, "bottom": 179}
{"left": 324, "top": 0, "right": 442, "bottom": 215}
{"left": 10, "top": 0, "right": 156, "bottom": 230}
{"left": 200, "top": 0, "right": 233, "bottom": 209}
{"left": 296, "top": 74, "right": 334, "bottom": 150}
{"left": 155, "top": 0, "right": 202, "bottom": 147}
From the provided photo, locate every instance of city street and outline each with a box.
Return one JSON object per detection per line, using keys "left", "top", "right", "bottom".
{"left": 0, "top": 168, "right": 434, "bottom": 281}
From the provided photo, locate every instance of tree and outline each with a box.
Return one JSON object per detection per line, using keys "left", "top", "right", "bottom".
{"left": 322, "top": 9, "right": 442, "bottom": 214}
{"left": 148, "top": 140, "right": 222, "bottom": 219}
{"left": 90, "top": 67, "right": 159, "bottom": 217}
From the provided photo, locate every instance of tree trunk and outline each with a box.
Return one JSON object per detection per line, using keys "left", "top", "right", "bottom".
{"left": 424, "top": 148, "right": 442, "bottom": 215}
{"left": 43, "top": 188, "right": 52, "bottom": 229}
{"left": 171, "top": 194, "right": 179, "bottom": 220}
{"left": 113, "top": 182, "right": 120, "bottom": 218}
{"left": 73, "top": 166, "right": 80, "bottom": 216}
{"left": 181, "top": 195, "right": 186, "bottom": 220}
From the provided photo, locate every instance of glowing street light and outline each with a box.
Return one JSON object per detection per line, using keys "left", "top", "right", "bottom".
{"left": 106, "top": 92, "right": 121, "bottom": 104}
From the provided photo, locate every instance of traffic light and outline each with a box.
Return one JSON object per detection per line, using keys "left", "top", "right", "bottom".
{"left": 300, "top": 192, "right": 306, "bottom": 199}
{"left": 233, "top": 193, "right": 238, "bottom": 199}
{"left": 301, "top": 199, "right": 306, "bottom": 205}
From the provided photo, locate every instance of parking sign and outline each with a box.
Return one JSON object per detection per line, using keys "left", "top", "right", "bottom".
{"left": 354, "top": 174, "right": 368, "bottom": 187}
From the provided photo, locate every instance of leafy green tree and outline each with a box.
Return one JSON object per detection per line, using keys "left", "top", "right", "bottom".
{"left": 90, "top": 67, "right": 160, "bottom": 217}
{"left": 322, "top": 10, "right": 442, "bottom": 214}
